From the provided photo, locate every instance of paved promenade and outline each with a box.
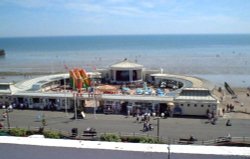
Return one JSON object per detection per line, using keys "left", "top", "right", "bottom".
{"left": 1, "top": 110, "right": 250, "bottom": 141}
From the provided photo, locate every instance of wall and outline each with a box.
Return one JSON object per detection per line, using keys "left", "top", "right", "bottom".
{"left": 175, "top": 101, "right": 217, "bottom": 116}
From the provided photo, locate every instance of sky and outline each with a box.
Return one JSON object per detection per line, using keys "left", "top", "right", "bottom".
{"left": 0, "top": 0, "right": 250, "bottom": 37}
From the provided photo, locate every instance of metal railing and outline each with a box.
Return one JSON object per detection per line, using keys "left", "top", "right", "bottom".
{"left": 1, "top": 126, "right": 250, "bottom": 146}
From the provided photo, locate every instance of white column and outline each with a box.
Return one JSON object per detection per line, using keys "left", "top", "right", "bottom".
{"left": 138, "top": 70, "right": 142, "bottom": 80}
{"left": 129, "top": 70, "right": 133, "bottom": 82}
{"left": 113, "top": 70, "right": 116, "bottom": 82}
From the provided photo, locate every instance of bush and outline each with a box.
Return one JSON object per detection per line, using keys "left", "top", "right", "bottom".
{"left": 0, "top": 130, "right": 10, "bottom": 136}
{"left": 138, "top": 136, "right": 157, "bottom": 143}
{"left": 100, "top": 134, "right": 121, "bottom": 142}
{"left": 9, "top": 128, "right": 27, "bottom": 136}
{"left": 121, "top": 136, "right": 160, "bottom": 144}
{"left": 100, "top": 134, "right": 163, "bottom": 144}
{"left": 43, "top": 131, "right": 61, "bottom": 139}
{"left": 26, "top": 130, "right": 37, "bottom": 136}
{"left": 121, "top": 136, "right": 141, "bottom": 143}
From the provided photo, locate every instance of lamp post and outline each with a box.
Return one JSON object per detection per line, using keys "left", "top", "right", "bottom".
{"left": 155, "top": 113, "right": 165, "bottom": 142}
{"left": 73, "top": 93, "right": 77, "bottom": 120}
{"left": 93, "top": 81, "right": 98, "bottom": 119}
{"left": 154, "top": 117, "right": 160, "bottom": 142}
{"left": 64, "top": 75, "right": 68, "bottom": 116}
{"left": 157, "top": 117, "right": 160, "bottom": 141}
{"left": 2, "top": 105, "right": 10, "bottom": 130}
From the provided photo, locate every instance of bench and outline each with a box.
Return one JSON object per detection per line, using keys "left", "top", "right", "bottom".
{"left": 82, "top": 130, "right": 97, "bottom": 138}
{"left": 216, "top": 137, "right": 231, "bottom": 143}
{"left": 178, "top": 138, "right": 197, "bottom": 144}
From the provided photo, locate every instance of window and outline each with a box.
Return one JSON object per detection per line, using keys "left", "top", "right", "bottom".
{"left": 181, "top": 104, "right": 184, "bottom": 107}
{"left": 201, "top": 105, "right": 204, "bottom": 107}
{"left": 194, "top": 104, "right": 197, "bottom": 107}
{"left": 187, "top": 104, "right": 190, "bottom": 107}
{"left": 208, "top": 105, "right": 211, "bottom": 107}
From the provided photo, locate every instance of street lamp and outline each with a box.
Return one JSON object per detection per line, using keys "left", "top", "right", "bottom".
{"left": 71, "top": 92, "right": 78, "bottom": 120}
{"left": 155, "top": 113, "right": 165, "bottom": 142}
{"left": 64, "top": 74, "right": 68, "bottom": 116}
{"left": 2, "top": 105, "right": 10, "bottom": 130}
{"left": 156, "top": 117, "right": 160, "bottom": 141}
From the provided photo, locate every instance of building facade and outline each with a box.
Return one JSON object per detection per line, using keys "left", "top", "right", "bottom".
{"left": 0, "top": 60, "right": 219, "bottom": 117}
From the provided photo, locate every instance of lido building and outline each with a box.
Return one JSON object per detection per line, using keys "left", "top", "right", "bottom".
{"left": 0, "top": 59, "right": 219, "bottom": 117}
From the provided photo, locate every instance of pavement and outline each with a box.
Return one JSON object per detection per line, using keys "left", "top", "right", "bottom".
{"left": 1, "top": 143, "right": 247, "bottom": 159}
{"left": 1, "top": 109, "right": 250, "bottom": 142}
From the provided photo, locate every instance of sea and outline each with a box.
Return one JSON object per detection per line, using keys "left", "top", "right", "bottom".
{"left": 0, "top": 34, "right": 250, "bottom": 87}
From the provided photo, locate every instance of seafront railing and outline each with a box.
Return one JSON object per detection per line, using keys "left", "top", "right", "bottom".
{"left": 1, "top": 126, "right": 250, "bottom": 146}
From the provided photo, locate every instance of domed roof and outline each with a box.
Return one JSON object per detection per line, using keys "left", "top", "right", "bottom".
{"left": 110, "top": 58, "right": 143, "bottom": 70}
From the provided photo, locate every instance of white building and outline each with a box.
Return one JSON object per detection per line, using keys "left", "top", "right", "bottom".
{"left": 174, "top": 88, "right": 219, "bottom": 116}
{"left": 0, "top": 59, "right": 219, "bottom": 117}
{"left": 109, "top": 58, "right": 143, "bottom": 84}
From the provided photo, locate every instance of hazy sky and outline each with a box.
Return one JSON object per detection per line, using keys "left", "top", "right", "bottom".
{"left": 1, "top": 0, "right": 250, "bottom": 37}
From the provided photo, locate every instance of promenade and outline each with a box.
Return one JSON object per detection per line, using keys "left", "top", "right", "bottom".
{"left": 2, "top": 109, "right": 250, "bottom": 142}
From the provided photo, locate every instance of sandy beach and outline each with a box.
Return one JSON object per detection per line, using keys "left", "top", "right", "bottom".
{"left": 214, "top": 87, "right": 250, "bottom": 119}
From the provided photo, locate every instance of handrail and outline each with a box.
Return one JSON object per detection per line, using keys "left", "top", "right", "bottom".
{"left": 1, "top": 126, "right": 250, "bottom": 145}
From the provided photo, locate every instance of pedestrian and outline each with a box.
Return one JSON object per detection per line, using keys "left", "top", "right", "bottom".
{"left": 147, "top": 113, "right": 151, "bottom": 121}
{"left": 226, "top": 119, "right": 232, "bottom": 126}
{"left": 229, "top": 104, "right": 233, "bottom": 112}
{"left": 227, "top": 133, "right": 231, "bottom": 140}
{"left": 208, "top": 113, "right": 212, "bottom": 120}
{"left": 211, "top": 118, "right": 216, "bottom": 125}
{"left": 149, "top": 123, "right": 153, "bottom": 131}
{"left": 226, "top": 104, "right": 229, "bottom": 112}
{"left": 136, "top": 114, "right": 140, "bottom": 122}
{"left": 206, "top": 109, "right": 210, "bottom": 116}
{"left": 127, "top": 109, "right": 130, "bottom": 117}
{"left": 0, "top": 122, "right": 3, "bottom": 129}
{"left": 143, "top": 121, "right": 148, "bottom": 131}
{"left": 2, "top": 112, "right": 7, "bottom": 118}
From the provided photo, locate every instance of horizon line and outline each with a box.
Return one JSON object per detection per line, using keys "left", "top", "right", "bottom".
{"left": 1, "top": 33, "right": 250, "bottom": 38}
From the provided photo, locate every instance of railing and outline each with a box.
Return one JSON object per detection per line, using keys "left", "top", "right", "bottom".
{"left": 1, "top": 126, "right": 250, "bottom": 146}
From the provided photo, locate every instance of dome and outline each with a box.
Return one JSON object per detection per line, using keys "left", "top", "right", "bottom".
{"left": 110, "top": 59, "right": 143, "bottom": 70}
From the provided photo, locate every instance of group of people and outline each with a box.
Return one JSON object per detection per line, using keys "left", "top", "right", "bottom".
{"left": 143, "top": 121, "right": 153, "bottom": 132}
{"left": 135, "top": 113, "right": 151, "bottom": 122}
{"left": 226, "top": 104, "right": 235, "bottom": 112}
{"left": 206, "top": 109, "right": 218, "bottom": 125}
{"left": 134, "top": 113, "right": 154, "bottom": 132}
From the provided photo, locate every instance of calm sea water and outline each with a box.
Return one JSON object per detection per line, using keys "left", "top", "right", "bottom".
{"left": 0, "top": 34, "right": 250, "bottom": 87}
